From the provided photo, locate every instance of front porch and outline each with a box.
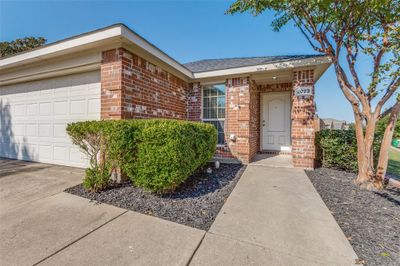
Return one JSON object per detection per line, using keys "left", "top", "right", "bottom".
{"left": 215, "top": 69, "right": 317, "bottom": 169}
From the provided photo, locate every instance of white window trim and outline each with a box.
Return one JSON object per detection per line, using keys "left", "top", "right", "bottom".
{"left": 201, "top": 83, "right": 226, "bottom": 146}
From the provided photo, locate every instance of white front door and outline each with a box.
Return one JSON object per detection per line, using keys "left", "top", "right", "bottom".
{"left": 261, "top": 92, "right": 291, "bottom": 151}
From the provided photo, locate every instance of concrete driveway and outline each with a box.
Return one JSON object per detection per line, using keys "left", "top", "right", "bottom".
{"left": 0, "top": 158, "right": 83, "bottom": 213}
{"left": 0, "top": 159, "right": 205, "bottom": 266}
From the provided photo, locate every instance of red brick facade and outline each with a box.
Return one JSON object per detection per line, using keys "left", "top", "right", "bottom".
{"left": 101, "top": 49, "right": 124, "bottom": 119}
{"left": 224, "top": 77, "right": 252, "bottom": 162}
{"left": 101, "top": 48, "right": 188, "bottom": 120}
{"left": 291, "top": 70, "right": 316, "bottom": 168}
{"left": 100, "top": 48, "right": 317, "bottom": 168}
{"left": 187, "top": 82, "right": 202, "bottom": 121}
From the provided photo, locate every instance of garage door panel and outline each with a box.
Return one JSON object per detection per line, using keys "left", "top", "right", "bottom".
{"left": 27, "top": 103, "right": 38, "bottom": 116}
{"left": 0, "top": 71, "right": 100, "bottom": 167}
{"left": 54, "top": 101, "right": 68, "bottom": 115}
{"left": 26, "top": 124, "right": 38, "bottom": 137}
{"left": 38, "top": 145, "right": 52, "bottom": 159}
{"left": 38, "top": 124, "right": 51, "bottom": 137}
{"left": 39, "top": 102, "right": 52, "bottom": 116}
{"left": 53, "top": 145, "right": 67, "bottom": 160}
{"left": 53, "top": 124, "right": 68, "bottom": 138}
{"left": 22, "top": 143, "right": 38, "bottom": 160}
{"left": 70, "top": 100, "right": 86, "bottom": 115}
{"left": 69, "top": 147, "right": 86, "bottom": 163}
{"left": 88, "top": 98, "right": 100, "bottom": 114}
{"left": 12, "top": 104, "right": 26, "bottom": 116}
{"left": 11, "top": 123, "right": 25, "bottom": 136}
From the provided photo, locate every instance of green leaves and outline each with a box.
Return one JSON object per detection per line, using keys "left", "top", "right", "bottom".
{"left": 130, "top": 119, "right": 217, "bottom": 193}
{"left": 0, "top": 37, "right": 46, "bottom": 57}
{"left": 66, "top": 119, "right": 217, "bottom": 193}
{"left": 316, "top": 129, "right": 382, "bottom": 172}
{"left": 227, "top": 0, "right": 400, "bottom": 92}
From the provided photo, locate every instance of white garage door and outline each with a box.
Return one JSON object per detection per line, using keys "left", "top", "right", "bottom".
{"left": 0, "top": 71, "right": 100, "bottom": 168}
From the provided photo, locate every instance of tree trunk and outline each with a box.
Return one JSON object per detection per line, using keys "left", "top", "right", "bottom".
{"left": 375, "top": 102, "right": 400, "bottom": 188}
{"left": 352, "top": 109, "right": 369, "bottom": 186}
{"left": 354, "top": 112, "right": 378, "bottom": 188}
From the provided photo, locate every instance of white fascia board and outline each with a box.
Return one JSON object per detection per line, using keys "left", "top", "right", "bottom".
{"left": 0, "top": 24, "right": 194, "bottom": 79}
{"left": 0, "top": 27, "right": 122, "bottom": 69}
{"left": 120, "top": 26, "right": 193, "bottom": 78}
{"left": 192, "top": 56, "right": 332, "bottom": 80}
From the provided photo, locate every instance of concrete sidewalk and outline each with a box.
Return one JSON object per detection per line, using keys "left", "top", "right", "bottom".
{"left": 1, "top": 159, "right": 357, "bottom": 265}
{"left": 0, "top": 159, "right": 205, "bottom": 266}
{"left": 190, "top": 165, "right": 358, "bottom": 265}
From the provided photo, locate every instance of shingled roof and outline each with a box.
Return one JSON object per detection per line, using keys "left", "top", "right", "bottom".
{"left": 183, "top": 54, "right": 325, "bottom": 73}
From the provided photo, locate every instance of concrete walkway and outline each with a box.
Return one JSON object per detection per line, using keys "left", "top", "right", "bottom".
{"left": 251, "top": 153, "right": 294, "bottom": 168}
{"left": 1, "top": 159, "right": 357, "bottom": 265}
{"left": 190, "top": 165, "right": 358, "bottom": 265}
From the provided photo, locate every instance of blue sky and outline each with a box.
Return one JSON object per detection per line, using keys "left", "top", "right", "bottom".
{"left": 1, "top": 0, "right": 394, "bottom": 122}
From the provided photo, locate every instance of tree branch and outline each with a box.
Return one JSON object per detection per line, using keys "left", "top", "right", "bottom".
{"left": 376, "top": 76, "right": 400, "bottom": 117}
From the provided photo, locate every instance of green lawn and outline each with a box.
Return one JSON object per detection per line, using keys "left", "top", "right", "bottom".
{"left": 387, "top": 147, "right": 400, "bottom": 177}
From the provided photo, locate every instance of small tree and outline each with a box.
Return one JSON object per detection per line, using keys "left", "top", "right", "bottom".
{"left": 0, "top": 37, "right": 46, "bottom": 57}
{"left": 227, "top": 0, "right": 399, "bottom": 189}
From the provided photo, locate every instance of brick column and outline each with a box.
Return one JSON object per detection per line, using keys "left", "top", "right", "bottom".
{"left": 100, "top": 49, "right": 124, "bottom": 119}
{"left": 226, "top": 77, "right": 252, "bottom": 163}
{"left": 291, "top": 69, "right": 316, "bottom": 168}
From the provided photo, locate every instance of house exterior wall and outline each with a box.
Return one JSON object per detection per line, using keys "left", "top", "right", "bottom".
{"left": 248, "top": 80, "right": 259, "bottom": 161}
{"left": 101, "top": 48, "right": 188, "bottom": 120}
{"left": 187, "top": 82, "right": 202, "bottom": 121}
{"left": 225, "top": 77, "right": 252, "bottom": 163}
{"left": 100, "top": 48, "right": 317, "bottom": 168}
{"left": 291, "top": 69, "right": 316, "bottom": 168}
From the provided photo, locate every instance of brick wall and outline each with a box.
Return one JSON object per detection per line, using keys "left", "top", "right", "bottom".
{"left": 225, "top": 77, "right": 252, "bottom": 163}
{"left": 101, "top": 48, "right": 188, "bottom": 120}
{"left": 248, "top": 80, "right": 259, "bottom": 161}
{"left": 291, "top": 69, "right": 316, "bottom": 168}
{"left": 187, "top": 82, "right": 202, "bottom": 121}
{"left": 101, "top": 49, "right": 316, "bottom": 167}
{"left": 101, "top": 49, "right": 124, "bottom": 119}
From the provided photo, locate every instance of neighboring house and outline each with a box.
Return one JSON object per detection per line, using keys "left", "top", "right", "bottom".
{"left": 321, "top": 118, "right": 349, "bottom": 130}
{"left": 0, "top": 24, "right": 331, "bottom": 169}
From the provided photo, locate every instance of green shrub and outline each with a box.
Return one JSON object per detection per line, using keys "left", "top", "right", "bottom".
{"left": 316, "top": 129, "right": 381, "bottom": 172}
{"left": 66, "top": 120, "right": 115, "bottom": 192}
{"left": 66, "top": 119, "right": 217, "bottom": 193}
{"left": 83, "top": 166, "right": 111, "bottom": 191}
{"left": 129, "top": 119, "right": 217, "bottom": 193}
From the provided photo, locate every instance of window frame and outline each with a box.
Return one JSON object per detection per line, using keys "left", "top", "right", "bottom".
{"left": 201, "top": 83, "right": 226, "bottom": 146}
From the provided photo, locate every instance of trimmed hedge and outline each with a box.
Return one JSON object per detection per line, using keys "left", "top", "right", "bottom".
{"left": 129, "top": 119, "right": 217, "bottom": 192}
{"left": 315, "top": 129, "right": 381, "bottom": 172}
{"left": 67, "top": 119, "right": 217, "bottom": 193}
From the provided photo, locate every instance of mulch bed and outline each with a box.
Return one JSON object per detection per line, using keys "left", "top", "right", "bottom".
{"left": 306, "top": 168, "right": 400, "bottom": 266}
{"left": 66, "top": 163, "right": 246, "bottom": 231}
